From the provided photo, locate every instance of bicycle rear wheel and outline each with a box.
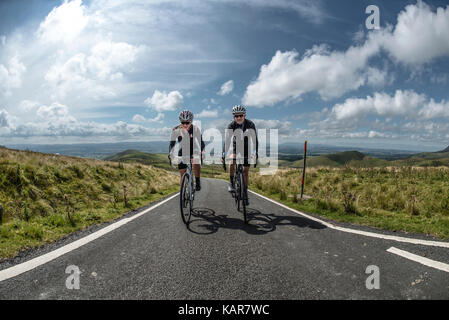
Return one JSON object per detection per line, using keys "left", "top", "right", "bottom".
{"left": 233, "top": 175, "right": 238, "bottom": 207}
{"left": 180, "top": 173, "right": 192, "bottom": 224}
{"left": 236, "top": 171, "right": 247, "bottom": 224}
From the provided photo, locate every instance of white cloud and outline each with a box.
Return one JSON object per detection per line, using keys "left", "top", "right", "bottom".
{"left": 252, "top": 119, "right": 292, "bottom": 136}
{"left": 418, "top": 99, "right": 449, "bottom": 119}
{"left": 0, "top": 104, "right": 171, "bottom": 140}
{"left": 19, "top": 100, "right": 40, "bottom": 112}
{"left": 86, "top": 41, "right": 145, "bottom": 80}
{"left": 0, "top": 57, "right": 26, "bottom": 96}
{"left": 37, "top": 0, "right": 89, "bottom": 43}
{"left": 243, "top": 2, "right": 449, "bottom": 107}
{"left": 243, "top": 43, "right": 380, "bottom": 106}
{"left": 132, "top": 114, "right": 146, "bottom": 123}
{"left": 218, "top": 80, "right": 234, "bottom": 96}
{"left": 44, "top": 41, "right": 145, "bottom": 100}
{"left": 37, "top": 103, "right": 70, "bottom": 119}
{"left": 331, "top": 90, "right": 427, "bottom": 121}
{"left": 196, "top": 109, "right": 219, "bottom": 118}
{"left": 238, "top": 0, "right": 326, "bottom": 24}
{"left": 0, "top": 109, "right": 12, "bottom": 128}
{"left": 381, "top": 1, "right": 449, "bottom": 64}
{"left": 144, "top": 90, "right": 184, "bottom": 112}
{"left": 0, "top": 36, "right": 5, "bottom": 46}
{"left": 132, "top": 113, "right": 165, "bottom": 123}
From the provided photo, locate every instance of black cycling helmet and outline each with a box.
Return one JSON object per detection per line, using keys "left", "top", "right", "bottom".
{"left": 179, "top": 110, "right": 193, "bottom": 122}
{"left": 232, "top": 105, "right": 246, "bottom": 115}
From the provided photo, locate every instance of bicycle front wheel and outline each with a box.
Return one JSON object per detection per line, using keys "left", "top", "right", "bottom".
{"left": 180, "top": 173, "right": 192, "bottom": 224}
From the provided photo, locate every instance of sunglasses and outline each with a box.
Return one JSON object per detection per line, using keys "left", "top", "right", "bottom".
{"left": 181, "top": 121, "right": 191, "bottom": 125}
{"left": 234, "top": 114, "right": 244, "bottom": 118}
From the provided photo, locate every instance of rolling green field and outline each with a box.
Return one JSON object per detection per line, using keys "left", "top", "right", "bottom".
{"left": 281, "top": 150, "right": 449, "bottom": 168}
{"left": 0, "top": 147, "right": 178, "bottom": 260}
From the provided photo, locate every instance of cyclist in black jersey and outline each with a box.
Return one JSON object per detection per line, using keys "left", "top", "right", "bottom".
{"left": 222, "top": 105, "right": 258, "bottom": 205}
{"left": 169, "top": 110, "right": 205, "bottom": 191}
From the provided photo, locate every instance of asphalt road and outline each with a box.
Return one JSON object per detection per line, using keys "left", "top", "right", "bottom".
{"left": 0, "top": 178, "right": 448, "bottom": 299}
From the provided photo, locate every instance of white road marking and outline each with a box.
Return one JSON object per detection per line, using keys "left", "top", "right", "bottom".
{"left": 0, "top": 193, "right": 179, "bottom": 282}
{"left": 387, "top": 247, "right": 449, "bottom": 273}
{"left": 249, "top": 190, "right": 449, "bottom": 248}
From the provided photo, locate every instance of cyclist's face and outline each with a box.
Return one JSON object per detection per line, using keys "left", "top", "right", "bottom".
{"left": 180, "top": 121, "right": 191, "bottom": 130}
{"left": 234, "top": 113, "right": 245, "bottom": 124}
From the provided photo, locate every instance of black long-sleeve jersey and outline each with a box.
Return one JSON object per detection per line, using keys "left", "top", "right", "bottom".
{"left": 169, "top": 124, "right": 205, "bottom": 158}
{"left": 224, "top": 118, "right": 258, "bottom": 157}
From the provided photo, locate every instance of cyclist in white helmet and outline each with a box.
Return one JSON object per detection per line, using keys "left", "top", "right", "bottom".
{"left": 222, "top": 105, "right": 258, "bottom": 205}
{"left": 169, "top": 110, "right": 205, "bottom": 191}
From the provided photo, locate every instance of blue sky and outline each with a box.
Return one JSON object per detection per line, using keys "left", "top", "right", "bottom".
{"left": 0, "top": 0, "right": 448, "bottom": 151}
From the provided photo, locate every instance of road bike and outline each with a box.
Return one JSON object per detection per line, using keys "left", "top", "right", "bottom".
{"left": 223, "top": 155, "right": 256, "bottom": 224}
{"left": 169, "top": 155, "right": 201, "bottom": 225}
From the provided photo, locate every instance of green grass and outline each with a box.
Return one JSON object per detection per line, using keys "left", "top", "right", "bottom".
{"left": 246, "top": 167, "right": 449, "bottom": 239}
{"left": 0, "top": 147, "right": 178, "bottom": 260}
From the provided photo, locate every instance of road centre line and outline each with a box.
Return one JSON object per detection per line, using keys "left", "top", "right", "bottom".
{"left": 387, "top": 247, "right": 449, "bottom": 273}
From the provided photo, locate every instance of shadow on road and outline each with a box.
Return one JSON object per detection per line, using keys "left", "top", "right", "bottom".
{"left": 186, "top": 206, "right": 326, "bottom": 235}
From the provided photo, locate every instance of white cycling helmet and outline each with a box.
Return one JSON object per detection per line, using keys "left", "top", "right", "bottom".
{"left": 232, "top": 105, "right": 246, "bottom": 115}
{"left": 179, "top": 110, "right": 193, "bottom": 122}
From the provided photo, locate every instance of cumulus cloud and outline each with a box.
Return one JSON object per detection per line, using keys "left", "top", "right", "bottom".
{"left": 132, "top": 113, "right": 165, "bottom": 123}
{"left": 36, "top": 102, "right": 76, "bottom": 122}
{"left": 19, "top": 100, "right": 40, "bottom": 112}
{"left": 36, "top": 0, "right": 89, "bottom": 43}
{"left": 218, "top": 80, "right": 234, "bottom": 96}
{"left": 243, "top": 1, "right": 449, "bottom": 107}
{"left": 331, "top": 90, "right": 427, "bottom": 121}
{"left": 0, "top": 109, "right": 12, "bottom": 128}
{"left": 418, "top": 99, "right": 449, "bottom": 119}
{"left": 0, "top": 57, "right": 26, "bottom": 96}
{"left": 44, "top": 41, "right": 145, "bottom": 100}
{"left": 132, "top": 114, "right": 146, "bottom": 123}
{"left": 252, "top": 119, "right": 292, "bottom": 136}
{"left": 196, "top": 109, "right": 219, "bottom": 118}
{"left": 381, "top": 1, "right": 449, "bottom": 64}
{"left": 243, "top": 43, "right": 380, "bottom": 106}
{"left": 144, "top": 90, "right": 184, "bottom": 112}
{"left": 86, "top": 41, "right": 144, "bottom": 80}
{"left": 0, "top": 103, "right": 171, "bottom": 139}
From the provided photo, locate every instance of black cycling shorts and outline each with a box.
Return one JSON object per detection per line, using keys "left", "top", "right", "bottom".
{"left": 230, "top": 158, "right": 250, "bottom": 168}
{"left": 178, "top": 162, "right": 188, "bottom": 170}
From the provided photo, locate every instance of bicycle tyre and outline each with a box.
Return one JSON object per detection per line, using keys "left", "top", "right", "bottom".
{"left": 180, "top": 173, "right": 192, "bottom": 224}
{"left": 239, "top": 172, "right": 247, "bottom": 224}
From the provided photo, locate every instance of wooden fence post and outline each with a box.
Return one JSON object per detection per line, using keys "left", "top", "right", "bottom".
{"left": 300, "top": 141, "right": 308, "bottom": 200}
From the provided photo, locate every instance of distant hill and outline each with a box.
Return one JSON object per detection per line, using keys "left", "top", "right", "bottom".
{"left": 283, "top": 151, "right": 389, "bottom": 168}
{"left": 104, "top": 150, "right": 170, "bottom": 169}
{"left": 104, "top": 147, "right": 449, "bottom": 170}
{"left": 438, "top": 146, "right": 449, "bottom": 153}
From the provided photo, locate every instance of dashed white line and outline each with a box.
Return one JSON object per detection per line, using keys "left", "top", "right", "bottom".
{"left": 249, "top": 189, "right": 449, "bottom": 248}
{"left": 0, "top": 193, "right": 179, "bottom": 282}
{"left": 387, "top": 247, "right": 449, "bottom": 273}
